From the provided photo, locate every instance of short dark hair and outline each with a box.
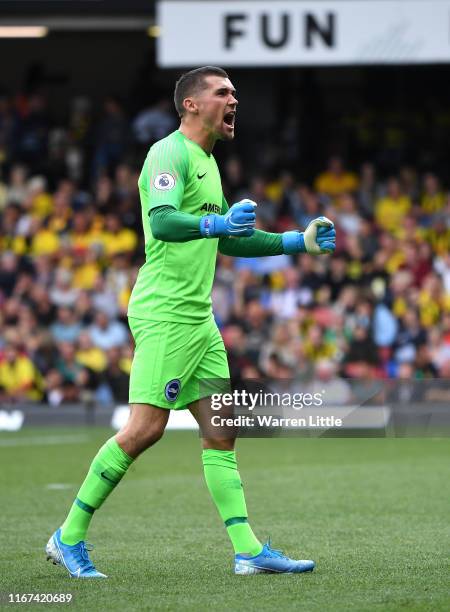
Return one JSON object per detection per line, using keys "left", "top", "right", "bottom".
{"left": 174, "top": 66, "right": 229, "bottom": 118}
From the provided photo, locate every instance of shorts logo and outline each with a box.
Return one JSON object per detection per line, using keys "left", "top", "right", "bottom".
{"left": 154, "top": 173, "right": 175, "bottom": 191}
{"left": 165, "top": 379, "right": 181, "bottom": 402}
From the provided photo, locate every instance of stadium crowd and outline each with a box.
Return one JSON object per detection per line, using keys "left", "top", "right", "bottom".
{"left": 0, "top": 92, "right": 449, "bottom": 405}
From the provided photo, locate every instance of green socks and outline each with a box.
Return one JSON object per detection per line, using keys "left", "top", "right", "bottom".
{"left": 60, "top": 440, "right": 261, "bottom": 555}
{"left": 202, "top": 449, "right": 262, "bottom": 556}
{"left": 60, "top": 437, "right": 134, "bottom": 545}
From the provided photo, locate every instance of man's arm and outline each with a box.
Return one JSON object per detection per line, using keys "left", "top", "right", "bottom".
{"left": 218, "top": 231, "right": 284, "bottom": 257}
{"left": 149, "top": 196, "right": 335, "bottom": 254}
{"left": 148, "top": 200, "right": 257, "bottom": 242}
{"left": 217, "top": 196, "right": 281, "bottom": 256}
{"left": 218, "top": 197, "right": 336, "bottom": 257}
{"left": 148, "top": 206, "right": 286, "bottom": 256}
{"left": 149, "top": 206, "right": 202, "bottom": 242}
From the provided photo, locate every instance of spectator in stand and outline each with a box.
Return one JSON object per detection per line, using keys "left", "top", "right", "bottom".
{"left": 114, "top": 163, "right": 137, "bottom": 203}
{"left": 414, "top": 344, "right": 438, "bottom": 378}
{"left": 420, "top": 172, "right": 446, "bottom": 215}
{"left": 308, "top": 359, "right": 352, "bottom": 405}
{"left": 94, "top": 175, "right": 115, "bottom": 216}
{"left": 101, "top": 212, "right": 137, "bottom": 257}
{"left": 5, "top": 164, "right": 28, "bottom": 206}
{"left": 16, "top": 304, "right": 47, "bottom": 359}
{"left": 50, "top": 306, "right": 82, "bottom": 344}
{"left": 259, "top": 320, "right": 299, "bottom": 375}
{"left": 325, "top": 256, "right": 350, "bottom": 301}
{"left": 357, "top": 162, "right": 378, "bottom": 217}
{"left": 72, "top": 249, "right": 101, "bottom": 291}
{"left": 0, "top": 342, "right": 42, "bottom": 402}
{"left": 269, "top": 267, "right": 313, "bottom": 318}
{"left": 76, "top": 330, "right": 107, "bottom": 374}
{"left": 91, "top": 274, "right": 120, "bottom": 319}
{"left": 245, "top": 177, "right": 277, "bottom": 228}
{"left": 294, "top": 186, "right": 322, "bottom": 229}
{"left": 44, "top": 341, "right": 92, "bottom": 405}
{"left": 423, "top": 214, "right": 450, "bottom": 256}
{"left": 73, "top": 290, "right": 94, "bottom": 326}
{"left": 375, "top": 177, "right": 411, "bottom": 236}
{"left": 68, "top": 96, "right": 92, "bottom": 150}
{"left": 239, "top": 300, "right": 272, "bottom": 364}
{"left": 335, "top": 193, "right": 362, "bottom": 237}
{"left": 68, "top": 209, "right": 103, "bottom": 254}
{"left": 402, "top": 241, "right": 433, "bottom": 287}
{"left": 434, "top": 252, "right": 450, "bottom": 294}
{"left": 49, "top": 268, "right": 79, "bottom": 307}
{"left": 314, "top": 155, "right": 359, "bottom": 199}
{"left": 16, "top": 94, "right": 50, "bottom": 172}
{"left": 89, "top": 310, "right": 128, "bottom": 351}
{"left": 303, "top": 324, "right": 336, "bottom": 363}
{"left": 47, "top": 184, "right": 72, "bottom": 235}
{"left": 418, "top": 273, "right": 448, "bottom": 328}
{"left": 1, "top": 205, "right": 24, "bottom": 255}
{"left": 29, "top": 283, "right": 56, "bottom": 327}
{"left": 428, "top": 327, "right": 450, "bottom": 373}
{"left": 100, "top": 346, "right": 131, "bottom": 404}
{"left": 344, "top": 325, "right": 380, "bottom": 375}
{"left": 399, "top": 166, "right": 419, "bottom": 202}
{"left": 104, "top": 253, "right": 133, "bottom": 316}
{"left": 30, "top": 216, "right": 60, "bottom": 256}
{"left": 2, "top": 296, "right": 22, "bottom": 331}
{"left": 223, "top": 156, "right": 247, "bottom": 198}
{"left": 92, "top": 96, "right": 130, "bottom": 178}
{"left": 222, "top": 324, "right": 253, "bottom": 386}
{"left": 0, "top": 251, "right": 21, "bottom": 297}
{"left": 132, "top": 98, "right": 176, "bottom": 148}
{"left": 393, "top": 310, "right": 427, "bottom": 364}
{"left": 27, "top": 175, "right": 53, "bottom": 220}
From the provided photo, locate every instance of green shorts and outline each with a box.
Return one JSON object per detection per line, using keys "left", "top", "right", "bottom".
{"left": 128, "top": 316, "right": 230, "bottom": 410}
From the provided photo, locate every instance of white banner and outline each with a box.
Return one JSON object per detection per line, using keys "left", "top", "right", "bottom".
{"left": 157, "top": 0, "right": 450, "bottom": 66}
{"left": 0, "top": 410, "right": 24, "bottom": 432}
{"left": 111, "top": 405, "right": 198, "bottom": 430}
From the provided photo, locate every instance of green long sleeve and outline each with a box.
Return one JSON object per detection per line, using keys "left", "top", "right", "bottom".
{"left": 218, "top": 196, "right": 284, "bottom": 257}
{"left": 218, "top": 230, "right": 284, "bottom": 257}
{"left": 149, "top": 205, "right": 285, "bottom": 256}
{"left": 149, "top": 205, "right": 202, "bottom": 242}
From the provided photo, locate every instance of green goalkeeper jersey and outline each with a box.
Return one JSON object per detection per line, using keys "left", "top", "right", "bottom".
{"left": 127, "top": 130, "right": 224, "bottom": 324}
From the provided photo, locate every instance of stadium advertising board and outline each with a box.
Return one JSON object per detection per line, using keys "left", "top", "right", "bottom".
{"left": 158, "top": 0, "right": 450, "bottom": 66}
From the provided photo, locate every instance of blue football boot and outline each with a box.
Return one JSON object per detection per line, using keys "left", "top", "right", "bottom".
{"left": 235, "top": 540, "right": 315, "bottom": 574}
{"left": 45, "top": 528, "right": 107, "bottom": 578}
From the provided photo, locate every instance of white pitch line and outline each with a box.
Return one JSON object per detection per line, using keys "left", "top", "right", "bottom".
{"left": 0, "top": 434, "right": 90, "bottom": 447}
{"left": 46, "top": 483, "right": 74, "bottom": 490}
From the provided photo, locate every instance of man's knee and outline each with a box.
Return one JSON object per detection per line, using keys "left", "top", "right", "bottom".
{"left": 117, "top": 424, "right": 165, "bottom": 456}
{"left": 116, "top": 404, "right": 169, "bottom": 457}
{"left": 136, "top": 424, "right": 165, "bottom": 448}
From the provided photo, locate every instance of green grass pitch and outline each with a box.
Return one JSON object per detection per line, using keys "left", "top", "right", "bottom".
{"left": 0, "top": 428, "right": 449, "bottom": 611}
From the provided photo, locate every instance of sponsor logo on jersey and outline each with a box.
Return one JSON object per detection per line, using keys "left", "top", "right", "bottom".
{"left": 197, "top": 171, "right": 207, "bottom": 179}
{"left": 200, "top": 202, "right": 221, "bottom": 214}
{"left": 165, "top": 379, "right": 181, "bottom": 402}
{"left": 154, "top": 173, "right": 175, "bottom": 190}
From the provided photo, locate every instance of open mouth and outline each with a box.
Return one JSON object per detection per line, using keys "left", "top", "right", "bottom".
{"left": 223, "top": 111, "right": 236, "bottom": 127}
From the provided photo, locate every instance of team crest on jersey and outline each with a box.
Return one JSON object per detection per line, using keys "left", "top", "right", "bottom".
{"left": 165, "top": 379, "right": 181, "bottom": 402}
{"left": 154, "top": 173, "right": 175, "bottom": 191}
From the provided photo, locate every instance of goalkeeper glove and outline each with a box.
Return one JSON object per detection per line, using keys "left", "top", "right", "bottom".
{"left": 199, "top": 199, "right": 257, "bottom": 238}
{"left": 282, "top": 216, "right": 336, "bottom": 255}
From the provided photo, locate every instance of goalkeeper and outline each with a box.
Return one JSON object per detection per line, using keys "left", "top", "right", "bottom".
{"left": 46, "top": 66, "right": 336, "bottom": 577}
